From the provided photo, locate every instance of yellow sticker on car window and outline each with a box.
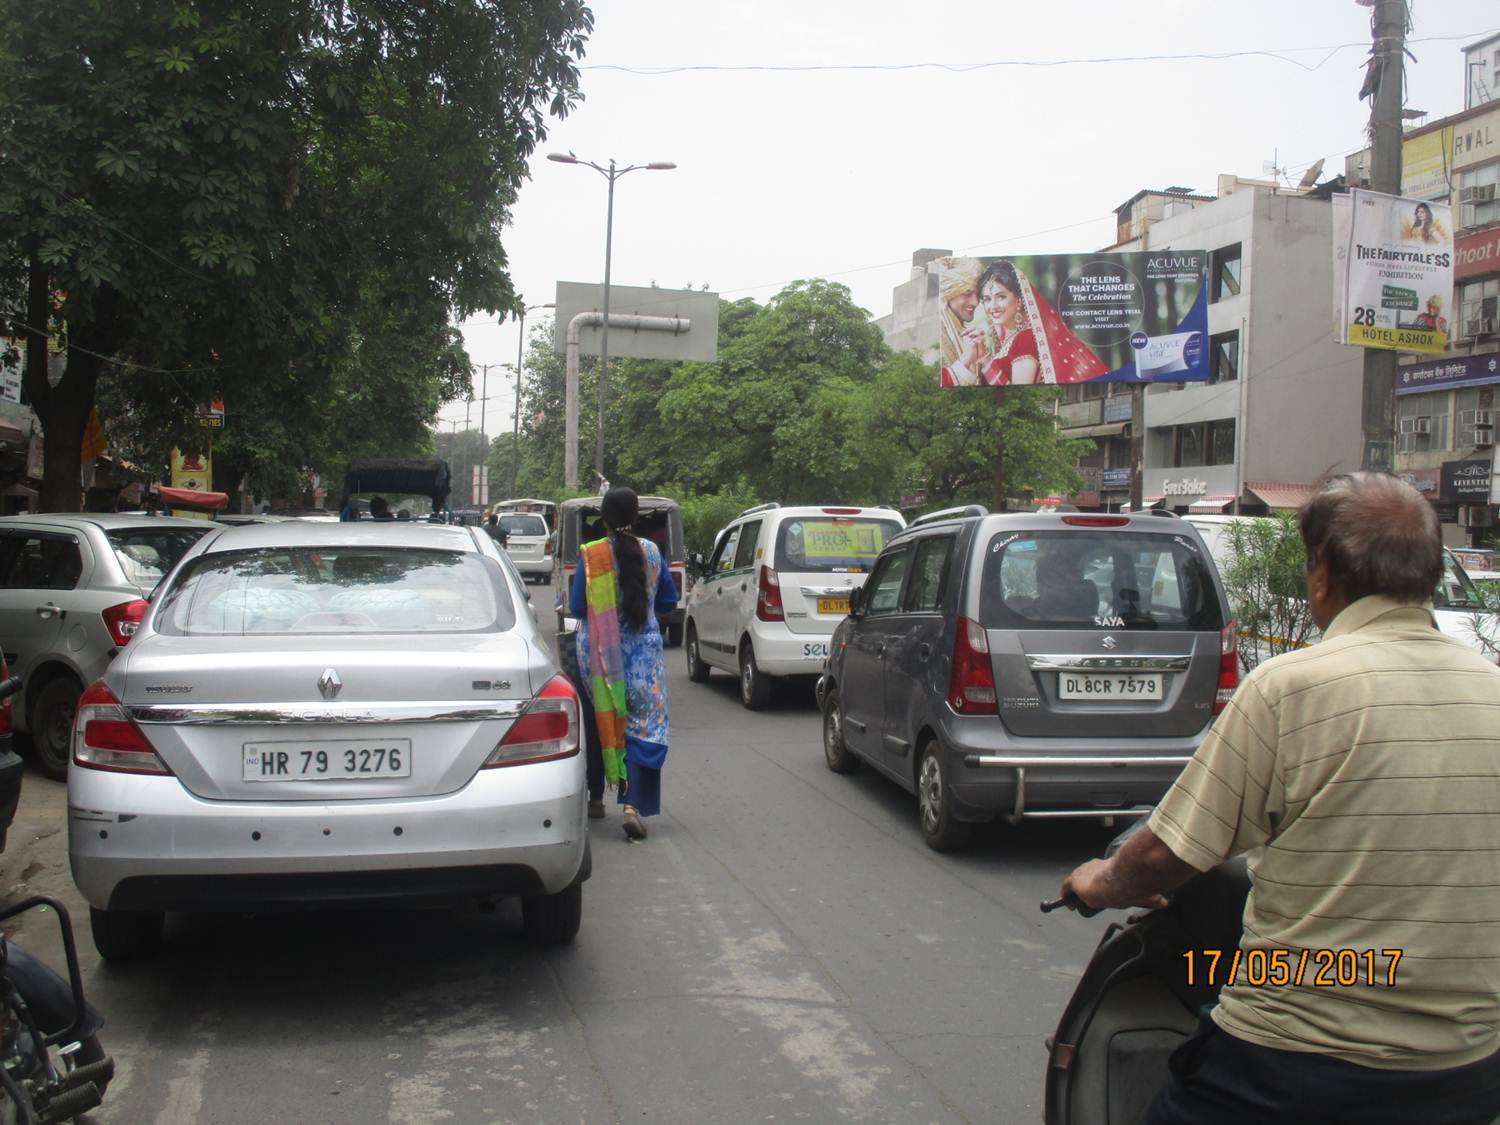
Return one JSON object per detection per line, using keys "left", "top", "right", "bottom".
{"left": 801, "top": 522, "right": 886, "bottom": 560}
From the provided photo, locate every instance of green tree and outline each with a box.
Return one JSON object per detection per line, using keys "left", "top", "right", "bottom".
{"left": 1, "top": 0, "right": 591, "bottom": 510}
{"left": 1219, "top": 514, "right": 1317, "bottom": 671}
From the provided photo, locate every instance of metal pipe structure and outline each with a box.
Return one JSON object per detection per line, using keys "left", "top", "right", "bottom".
{"left": 564, "top": 312, "right": 691, "bottom": 489}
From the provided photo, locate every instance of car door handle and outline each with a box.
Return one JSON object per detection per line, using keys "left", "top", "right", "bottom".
{"left": 35, "top": 603, "right": 63, "bottom": 620}
{"left": 715, "top": 587, "right": 723, "bottom": 597}
{"left": 739, "top": 583, "right": 748, "bottom": 592}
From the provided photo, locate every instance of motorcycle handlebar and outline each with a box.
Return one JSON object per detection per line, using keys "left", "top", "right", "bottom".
{"left": 1039, "top": 894, "right": 1101, "bottom": 918}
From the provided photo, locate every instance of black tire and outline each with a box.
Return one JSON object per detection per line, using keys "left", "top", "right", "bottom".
{"left": 685, "top": 625, "right": 712, "bottom": 683}
{"left": 821, "top": 687, "right": 860, "bottom": 774}
{"left": 739, "top": 642, "right": 772, "bottom": 711}
{"left": 29, "top": 678, "right": 82, "bottom": 781}
{"left": 665, "top": 622, "right": 684, "bottom": 648}
{"left": 522, "top": 881, "right": 582, "bottom": 945}
{"left": 917, "top": 742, "right": 971, "bottom": 852}
{"left": 89, "top": 907, "right": 164, "bottom": 963}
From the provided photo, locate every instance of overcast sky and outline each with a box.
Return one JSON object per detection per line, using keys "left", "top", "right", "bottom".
{"left": 441, "top": 0, "right": 1499, "bottom": 439}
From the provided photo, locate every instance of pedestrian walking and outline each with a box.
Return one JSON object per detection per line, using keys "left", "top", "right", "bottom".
{"left": 484, "top": 512, "right": 508, "bottom": 548}
{"left": 569, "top": 486, "right": 678, "bottom": 840}
{"left": 1061, "top": 472, "right": 1500, "bottom": 1124}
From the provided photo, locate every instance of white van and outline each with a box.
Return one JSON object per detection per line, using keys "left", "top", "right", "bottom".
{"left": 1184, "top": 514, "right": 1499, "bottom": 660}
{"left": 683, "top": 503, "right": 905, "bottom": 709}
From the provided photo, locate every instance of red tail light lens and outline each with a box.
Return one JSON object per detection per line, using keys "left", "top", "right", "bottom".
{"left": 1214, "top": 622, "right": 1239, "bottom": 714}
{"left": 544, "top": 538, "right": 555, "bottom": 556}
{"left": 102, "top": 599, "right": 149, "bottom": 647}
{"left": 948, "top": 617, "right": 997, "bottom": 714}
{"left": 755, "top": 565, "right": 784, "bottom": 622}
{"left": 1061, "top": 515, "right": 1129, "bottom": 528}
{"left": 73, "top": 680, "right": 172, "bottom": 775}
{"left": 483, "top": 674, "right": 580, "bottom": 768}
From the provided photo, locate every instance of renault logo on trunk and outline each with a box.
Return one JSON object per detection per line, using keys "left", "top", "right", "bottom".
{"left": 1101, "top": 636, "right": 1117, "bottom": 650}
{"left": 318, "top": 668, "right": 342, "bottom": 700}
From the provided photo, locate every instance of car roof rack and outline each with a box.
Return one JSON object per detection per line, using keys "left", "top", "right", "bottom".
{"left": 737, "top": 501, "right": 781, "bottom": 518}
{"left": 1149, "top": 509, "right": 1180, "bottom": 519}
{"left": 910, "top": 504, "right": 989, "bottom": 528}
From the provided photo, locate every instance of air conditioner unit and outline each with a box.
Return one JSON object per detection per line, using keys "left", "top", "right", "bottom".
{"left": 1475, "top": 426, "right": 1495, "bottom": 447}
{"left": 1413, "top": 416, "right": 1432, "bottom": 435}
{"left": 1476, "top": 184, "right": 1497, "bottom": 203}
{"left": 1466, "top": 318, "right": 1497, "bottom": 338}
{"left": 1476, "top": 410, "right": 1494, "bottom": 428}
{"left": 1399, "top": 417, "right": 1415, "bottom": 434}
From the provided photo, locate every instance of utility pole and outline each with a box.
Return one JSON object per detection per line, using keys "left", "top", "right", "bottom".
{"left": 1360, "top": 0, "right": 1406, "bottom": 471}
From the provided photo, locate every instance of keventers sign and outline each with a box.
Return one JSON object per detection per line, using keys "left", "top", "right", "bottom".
{"left": 1332, "top": 189, "right": 1455, "bottom": 355}
{"left": 1441, "top": 459, "right": 1490, "bottom": 501}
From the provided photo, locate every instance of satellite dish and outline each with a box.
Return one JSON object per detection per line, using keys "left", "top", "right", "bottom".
{"left": 1297, "top": 158, "right": 1326, "bottom": 189}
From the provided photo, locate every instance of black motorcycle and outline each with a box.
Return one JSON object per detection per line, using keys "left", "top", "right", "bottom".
{"left": 1040, "top": 825, "right": 1248, "bottom": 1125}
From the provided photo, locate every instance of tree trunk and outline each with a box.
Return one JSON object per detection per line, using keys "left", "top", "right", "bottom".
{"left": 24, "top": 263, "right": 122, "bottom": 513}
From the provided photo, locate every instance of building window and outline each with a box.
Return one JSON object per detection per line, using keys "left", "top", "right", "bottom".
{"left": 1209, "top": 418, "right": 1236, "bottom": 465}
{"left": 1083, "top": 379, "right": 1107, "bottom": 400}
{"left": 1210, "top": 331, "right": 1239, "bottom": 383}
{"left": 1171, "top": 420, "right": 1236, "bottom": 467}
{"left": 1396, "top": 394, "right": 1450, "bottom": 454}
{"left": 1460, "top": 277, "right": 1499, "bottom": 338}
{"left": 1175, "top": 424, "right": 1204, "bottom": 467}
{"left": 1210, "top": 244, "right": 1242, "bottom": 302}
{"left": 1456, "top": 386, "right": 1495, "bottom": 449}
{"left": 1460, "top": 160, "right": 1499, "bottom": 230}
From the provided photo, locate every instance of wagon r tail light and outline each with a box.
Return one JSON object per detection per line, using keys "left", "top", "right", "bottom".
{"left": 755, "top": 566, "right": 784, "bottom": 622}
{"left": 483, "top": 674, "right": 580, "bottom": 768}
{"left": 1214, "top": 622, "right": 1238, "bottom": 714}
{"left": 102, "top": 599, "right": 149, "bottom": 647}
{"left": 73, "top": 680, "right": 172, "bottom": 775}
{"left": 948, "top": 617, "right": 997, "bottom": 714}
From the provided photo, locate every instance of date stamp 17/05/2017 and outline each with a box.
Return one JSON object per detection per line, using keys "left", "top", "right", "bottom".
{"left": 1183, "top": 948, "right": 1403, "bottom": 989}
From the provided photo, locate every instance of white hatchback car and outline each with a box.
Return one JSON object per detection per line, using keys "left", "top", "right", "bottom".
{"left": 683, "top": 503, "right": 905, "bottom": 709}
{"left": 67, "top": 521, "right": 588, "bottom": 960}
{"left": 497, "top": 512, "right": 552, "bottom": 583}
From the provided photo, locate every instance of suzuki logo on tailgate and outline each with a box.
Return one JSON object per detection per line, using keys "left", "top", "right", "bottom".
{"left": 318, "top": 668, "right": 343, "bottom": 700}
{"left": 1100, "top": 636, "right": 1118, "bottom": 650}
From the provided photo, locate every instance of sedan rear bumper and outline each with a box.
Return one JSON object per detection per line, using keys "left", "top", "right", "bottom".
{"left": 68, "top": 760, "right": 589, "bottom": 911}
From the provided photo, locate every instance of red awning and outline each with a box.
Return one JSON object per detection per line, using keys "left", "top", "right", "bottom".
{"left": 1188, "top": 495, "right": 1237, "bottom": 514}
{"left": 157, "top": 485, "right": 229, "bottom": 511}
{"left": 1245, "top": 482, "right": 1314, "bottom": 511}
{"left": 1120, "top": 495, "right": 1165, "bottom": 513}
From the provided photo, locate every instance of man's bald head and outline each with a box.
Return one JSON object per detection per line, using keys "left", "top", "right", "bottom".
{"left": 1298, "top": 472, "right": 1441, "bottom": 605}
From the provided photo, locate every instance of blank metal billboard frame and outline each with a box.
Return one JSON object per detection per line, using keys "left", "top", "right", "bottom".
{"left": 552, "top": 282, "right": 720, "bottom": 363}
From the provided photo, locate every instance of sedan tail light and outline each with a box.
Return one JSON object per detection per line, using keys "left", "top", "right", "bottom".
{"left": 483, "top": 674, "right": 580, "bottom": 769}
{"left": 73, "top": 681, "right": 172, "bottom": 775}
{"left": 1214, "top": 622, "right": 1239, "bottom": 714}
{"left": 102, "top": 599, "right": 149, "bottom": 647}
{"left": 948, "top": 617, "right": 997, "bottom": 714}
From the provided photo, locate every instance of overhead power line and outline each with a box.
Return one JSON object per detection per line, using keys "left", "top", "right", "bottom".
{"left": 581, "top": 29, "right": 1496, "bottom": 77}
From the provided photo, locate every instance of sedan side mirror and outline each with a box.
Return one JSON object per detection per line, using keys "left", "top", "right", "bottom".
{"left": 847, "top": 586, "right": 864, "bottom": 618}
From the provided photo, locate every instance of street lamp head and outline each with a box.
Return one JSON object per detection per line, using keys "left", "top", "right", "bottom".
{"left": 646, "top": 161, "right": 677, "bottom": 171}
{"left": 546, "top": 152, "right": 579, "bottom": 164}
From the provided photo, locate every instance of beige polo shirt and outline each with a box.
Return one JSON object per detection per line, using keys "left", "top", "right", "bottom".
{"left": 1148, "top": 595, "right": 1500, "bottom": 1071}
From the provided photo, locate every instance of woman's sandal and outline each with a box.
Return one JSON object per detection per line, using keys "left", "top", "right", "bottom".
{"left": 622, "top": 806, "right": 647, "bottom": 840}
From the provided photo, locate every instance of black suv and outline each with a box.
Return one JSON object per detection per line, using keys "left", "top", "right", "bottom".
{"left": 816, "top": 508, "right": 1235, "bottom": 850}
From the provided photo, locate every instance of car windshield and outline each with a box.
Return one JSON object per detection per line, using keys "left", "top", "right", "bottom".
{"left": 1435, "top": 552, "right": 1488, "bottom": 611}
{"left": 154, "top": 547, "right": 514, "bottom": 636}
{"left": 107, "top": 527, "right": 212, "bottom": 591}
{"left": 981, "top": 530, "right": 1224, "bottom": 631}
{"left": 774, "top": 518, "right": 902, "bottom": 574}
{"left": 499, "top": 514, "right": 547, "bottom": 537}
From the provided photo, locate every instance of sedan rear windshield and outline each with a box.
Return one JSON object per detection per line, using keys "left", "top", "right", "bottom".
{"left": 981, "top": 530, "right": 1223, "bottom": 631}
{"left": 107, "top": 527, "right": 212, "bottom": 590}
{"left": 774, "top": 518, "right": 902, "bottom": 574}
{"left": 154, "top": 547, "right": 515, "bottom": 636}
{"left": 499, "top": 514, "right": 547, "bottom": 537}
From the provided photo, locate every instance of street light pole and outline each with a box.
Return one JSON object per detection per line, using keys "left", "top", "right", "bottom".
{"left": 547, "top": 152, "right": 676, "bottom": 487}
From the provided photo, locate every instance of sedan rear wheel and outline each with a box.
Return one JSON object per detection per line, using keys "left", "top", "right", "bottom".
{"left": 30, "top": 678, "right": 82, "bottom": 781}
{"left": 685, "top": 625, "right": 711, "bottom": 683}
{"left": 822, "top": 688, "right": 860, "bottom": 774}
{"left": 89, "top": 907, "right": 164, "bottom": 962}
{"left": 522, "top": 881, "right": 582, "bottom": 945}
{"left": 917, "top": 743, "right": 971, "bottom": 852}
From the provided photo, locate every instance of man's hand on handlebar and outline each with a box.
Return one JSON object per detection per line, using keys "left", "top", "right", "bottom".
{"left": 1060, "top": 858, "right": 1170, "bottom": 913}
{"left": 1054, "top": 825, "right": 1203, "bottom": 915}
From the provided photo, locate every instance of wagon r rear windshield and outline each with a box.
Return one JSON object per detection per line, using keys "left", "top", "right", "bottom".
{"left": 774, "top": 518, "right": 902, "bottom": 574}
{"left": 980, "top": 530, "right": 1223, "bottom": 631}
{"left": 154, "top": 547, "right": 515, "bottom": 636}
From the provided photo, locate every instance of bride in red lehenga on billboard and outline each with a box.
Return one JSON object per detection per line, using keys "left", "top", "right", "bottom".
{"left": 943, "top": 260, "right": 1109, "bottom": 387}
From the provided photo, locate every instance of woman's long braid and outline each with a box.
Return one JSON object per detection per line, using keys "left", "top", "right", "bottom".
{"left": 611, "top": 528, "right": 650, "bottom": 632}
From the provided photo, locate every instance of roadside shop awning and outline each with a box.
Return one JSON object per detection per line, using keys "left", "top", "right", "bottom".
{"left": 157, "top": 485, "right": 229, "bottom": 511}
{"left": 1120, "top": 495, "right": 1165, "bottom": 513}
{"left": 1245, "top": 481, "right": 1314, "bottom": 511}
{"left": 1063, "top": 422, "right": 1129, "bottom": 440}
{"left": 1187, "top": 495, "right": 1237, "bottom": 513}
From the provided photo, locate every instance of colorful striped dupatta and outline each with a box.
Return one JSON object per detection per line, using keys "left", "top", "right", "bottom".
{"left": 581, "top": 538, "right": 628, "bottom": 786}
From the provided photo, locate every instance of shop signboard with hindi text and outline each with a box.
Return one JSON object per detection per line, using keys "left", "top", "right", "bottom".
{"left": 1334, "top": 188, "right": 1455, "bottom": 355}
{"left": 935, "top": 252, "right": 1208, "bottom": 387}
{"left": 1396, "top": 353, "right": 1500, "bottom": 396}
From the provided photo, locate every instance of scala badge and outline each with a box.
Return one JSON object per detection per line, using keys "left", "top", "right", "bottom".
{"left": 318, "top": 668, "right": 343, "bottom": 700}
{"left": 1101, "top": 636, "right": 1118, "bottom": 650}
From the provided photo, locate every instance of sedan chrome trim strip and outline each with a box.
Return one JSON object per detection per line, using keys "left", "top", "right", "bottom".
{"left": 128, "top": 701, "right": 527, "bottom": 726}
{"left": 1024, "top": 654, "right": 1192, "bottom": 672}
{"left": 963, "top": 754, "right": 1194, "bottom": 769}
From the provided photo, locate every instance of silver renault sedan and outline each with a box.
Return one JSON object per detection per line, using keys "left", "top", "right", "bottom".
{"left": 67, "top": 521, "right": 588, "bottom": 960}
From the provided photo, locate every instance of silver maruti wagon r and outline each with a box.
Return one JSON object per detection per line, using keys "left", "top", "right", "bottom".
{"left": 67, "top": 520, "right": 589, "bottom": 960}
